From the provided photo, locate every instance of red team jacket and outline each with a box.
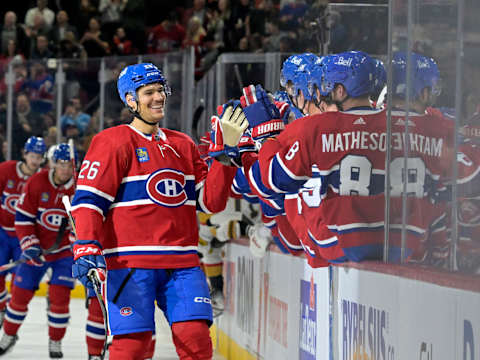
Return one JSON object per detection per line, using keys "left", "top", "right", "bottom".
{"left": 0, "top": 161, "right": 30, "bottom": 237}
{"left": 245, "top": 108, "right": 464, "bottom": 263}
{"left": 71, "top": 125, "right": 236, "bottom": 270}
{"left": 15, "top": 169, "right": 74, "bottom": 262}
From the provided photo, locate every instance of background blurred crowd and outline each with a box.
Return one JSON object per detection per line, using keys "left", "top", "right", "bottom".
{"left": 0, "top": 0, "right": 478, "bottom": 163}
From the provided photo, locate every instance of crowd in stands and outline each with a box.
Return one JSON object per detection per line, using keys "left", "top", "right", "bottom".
{"left": 0, "top": 0, "right": 387, "bottom": 162}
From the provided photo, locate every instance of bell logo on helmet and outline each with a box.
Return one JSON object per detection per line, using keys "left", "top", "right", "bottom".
{"left": 335, "top": 56, "right": 353, "bottom": 67}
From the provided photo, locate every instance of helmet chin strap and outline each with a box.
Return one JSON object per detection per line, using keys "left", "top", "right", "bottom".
{"left": 128, "top": 101, "right": 158, "bottom": 126}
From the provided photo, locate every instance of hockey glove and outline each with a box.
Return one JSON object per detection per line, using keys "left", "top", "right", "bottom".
{"left": 72, "top": 240, "right": 106, "bottom": 291}
{"left": 209, "top": 100, "right": 249, "bottom": 164}
{"left": 20, "top": 235, "right": 44, "bottom": 267}
{"left": 240, "top": 85, "right": 285, "bottom": 140}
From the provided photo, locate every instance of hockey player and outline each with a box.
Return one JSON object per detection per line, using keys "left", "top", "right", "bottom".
{"left": 0, "top": 136, "right": 46, "bottom": 328}
{"left": 238, "top": 50, "right": 461, "bottom": 263}
{"left": 0, "top": 143, "right": 75, "bottom": 358}
{"left": 70, "top": 63, "right": 247, "bottom": 360}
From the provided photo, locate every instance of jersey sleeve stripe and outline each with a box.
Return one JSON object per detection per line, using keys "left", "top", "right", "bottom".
{"left": 14, "top": 220, "right": 35, "bottom": 226}
{"left": 308, "top": 230, "right": 338, "bottom": 247}
{"left": 196, "top": 186, "right": 212, "bottom": 214}
{"left": 71, "top": 203, "right": 105, "bottom": 218}
{"left": 72, "top": 189, "right": 112, "bottom": 216}
{"left": 15, "top": 207, "right": 36, "bottom": 219}
{"left": 269, "top": 154, "right": 308, "bottom": 193}
{"left": 195, "top": 179, "right": 205, "bottom": 191}
{"left": 278, "top": 228, "right": 303, "bottom": 251}
{"left": 76, "top": 185, "right": 115, "bottom": 202}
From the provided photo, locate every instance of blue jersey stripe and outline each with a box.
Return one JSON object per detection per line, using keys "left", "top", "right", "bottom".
{"left": 73, "top": 189, "right": 112, "bottom": 216}
{"left": 270, "top": 156, "right": 306, "bottom": 193}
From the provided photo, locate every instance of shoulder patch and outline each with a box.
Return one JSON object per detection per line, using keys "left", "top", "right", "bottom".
{"left": 136, "top": 148, "right": 150, "bottom": 163}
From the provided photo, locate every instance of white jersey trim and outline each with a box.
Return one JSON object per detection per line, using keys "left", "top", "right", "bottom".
{"left": 76, "top": 185, "right": 115, "bottom": 202}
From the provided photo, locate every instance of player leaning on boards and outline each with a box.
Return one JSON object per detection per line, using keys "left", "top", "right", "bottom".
{"left": 70, "top": 63, "right": 247, "bottom": 360}
{"left": 0, "top": 143, "right": 76, "bottom": 358}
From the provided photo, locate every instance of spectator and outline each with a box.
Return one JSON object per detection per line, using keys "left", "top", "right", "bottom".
{"left": 49, "top": 10, "right": 78, "bottom": 50}
{"left": 76, "top": 0, "right": 100, "bottom": 36}
{"left": 60, "top": 97, "right": 91, "bottom": 137}
{"left": 111, "top": 27, "right": 133, "bottom": 55}
{"left": 247, "top": 0, "right": 271, "bottom": 36}
{"left": 99, "top": 0, "right": 127, "bottom": 39}
{"left": 182, "top": 0, "right": 207, "bottom": 28}
{"left": 183, "top": 16, "right": 206, "bottom": 79}
{"left": 11, "top": 93, "right": 42, "bottom": 159}
{"left": 0, "top": 40, "right": 25, "bottom": 71}
{"left": 30, "top": 35, "right": 54, "bottom": 60}
{"left": 263, "top": 17, "right": 287, "bottom": 52}
{"left": 0, "top": 11, "right": 28, "bottom": 56}
{"left": 122, "top": 0, "right": 146, "bottom": 53}
{"left": 57, "top": 31, "right": 87, "bottom": 60}
{"left": 230, "top": 0, "right": 251, "bottom": 47}
{"left": 24, "top": 0, "right": 55, "bottom": 31}
{"left": 21, "top": 61, "right": 54, "bottom": 114}
{"left": 278, "top": 0, "right": 308, "bottom": 30}
{"left": 0, "top": 58, "right": 28, "bottom": 99}
{"left": 147, "top": 12, "right": 185, "bottom": 54}
{"left": 218, "top": 0, "right": 236, "bottom": 51}
{"left": 25, "top": 14, "right": 50, "bottom": 57}
{"left": 104, "top": 62, "right": 126, "bottom": 118}
{"left": 80, "top": 18, "right": 110, "bottom": 58}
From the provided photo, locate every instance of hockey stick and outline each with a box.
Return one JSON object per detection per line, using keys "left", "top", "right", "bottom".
{"left": 88, "top": 268, "right": 109, "bottom": 358}
{"left": 67, "top": 138, "right": 77, "bottom": 186}
{"left": 0, "top": 217, "right": 68, "bottom": 273}
{"left": 62, "top": 195, "right": 109, "bottom": 357}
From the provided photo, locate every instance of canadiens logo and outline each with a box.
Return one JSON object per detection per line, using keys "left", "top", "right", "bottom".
{"left": 40, "top": 209, "right": 67, "bottom": 231}
{"left": 4, "top": 194, "right": 20, "bottom": 214}
{"left": 41, "top": 192, "right": 50, "bottom": 202}
{"left": 146, "top": 169, "right": 188, "bottom": 207}
{"left": 136, "top": 147, "right": 150, "bottom": 163}
{"left": 120, "top": 307, "right": 133, "bottom": 316}
{"left": 6, "top": 180, "right": 14, "bottom": 189}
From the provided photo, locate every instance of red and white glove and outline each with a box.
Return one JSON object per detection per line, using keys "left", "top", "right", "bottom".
{"left": 241, "top": 84, "right": 286, "bottom": 140}
{"left": 20, "top": 235, "right": 44, "bottom": 266}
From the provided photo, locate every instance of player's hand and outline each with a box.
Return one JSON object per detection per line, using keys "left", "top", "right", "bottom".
{"left": 219, "top": 101, "right": 249, "bottom": 147}
{"left": 72, "top": 240, "right": 106, "bottom": 291}
{"left": 209, "top": 100, "right": 249, "bottom": 165}
{"left": 20, "top": 235, "right": 44, "bottom": 266}
{"left": 240, "top": 84, "right": 285, "bottom": 140}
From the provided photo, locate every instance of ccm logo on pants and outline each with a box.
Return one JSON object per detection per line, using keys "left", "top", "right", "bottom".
{"left": 194, "top": 297, "right": 211, "bottom": 304}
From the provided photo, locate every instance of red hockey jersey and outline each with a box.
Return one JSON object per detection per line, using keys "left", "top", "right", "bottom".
{"left": 256, "top": 108, "right": 458, "bottom": 262}
{"left": 71, "top": 125, "right": 236, "bottom": 270}
{"left": 15, "top": 169, "right": 74, "bottom": 261}
{"left": 0, "top": 161, "right": 30, "bottom": 236}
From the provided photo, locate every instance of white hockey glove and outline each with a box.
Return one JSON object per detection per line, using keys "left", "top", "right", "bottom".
{"left": 248, "top": 224, "right": 272, "bottom": 258}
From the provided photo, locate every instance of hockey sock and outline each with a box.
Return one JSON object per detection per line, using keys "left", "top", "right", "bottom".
{"left": 109, "top": 331, "right": 152, "bottom": 360}
{"left": 48, "top": 284, "right": 71, "bottom": 341}
{"left": 171, "top": 320, "right": 212, "bottom": 360}
{"left": 86, "top": 296, "right": 106, "bottom": 356}
{"left": 3, "top": 285, "right": 35, "bottom": 336}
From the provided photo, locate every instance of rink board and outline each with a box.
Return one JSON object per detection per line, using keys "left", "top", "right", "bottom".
{"left": 217, "top": 242, "right": 480, "bottom": 360}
